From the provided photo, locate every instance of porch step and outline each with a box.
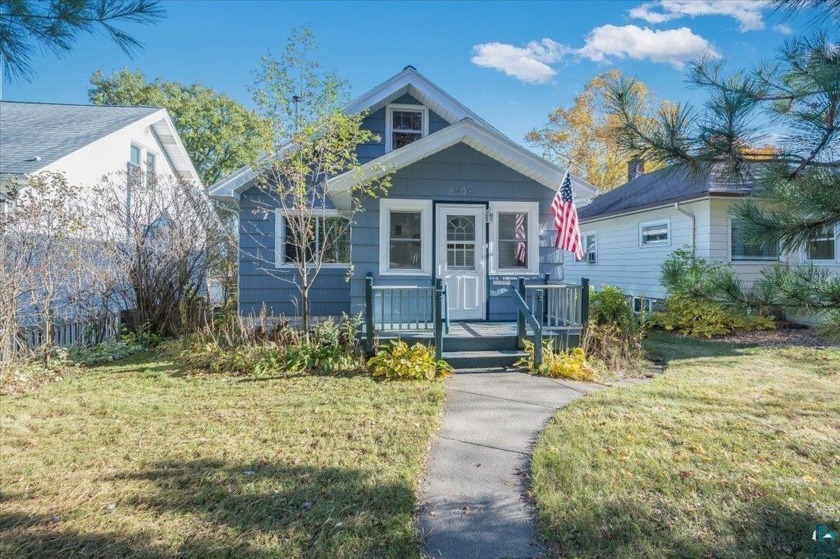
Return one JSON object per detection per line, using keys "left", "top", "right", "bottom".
{"left": 442, "top": 334, "right": 519, "bottom": 352}
{"left": 442, "top": 350, "right": 528, "bottom": 371}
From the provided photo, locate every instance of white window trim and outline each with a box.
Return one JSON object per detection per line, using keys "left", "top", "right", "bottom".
{"left": 488, "top": 201, "right": 540, "bottom": 275}
{"left": 638, "top": 219, "right": 671, "bottom": 247}
{"left": 728, "top": 218, "right": 780, "bottom": 262}
{"left": 379, "top": 198, "right": 433, "bottom": 275}
{"left": 582, "top": 231, "right": 597, "bottom": 264}
{"left": 385, "top": 104, "right": 429, "bottom": 153}
{"left": 130, "top": 144, "right": 142, "bottom": 167}
{"left": 275, "top": 208, "right": 351, "bottom": 268}
{"left": 803, "top": 225, "right": 839, "bottom": 263}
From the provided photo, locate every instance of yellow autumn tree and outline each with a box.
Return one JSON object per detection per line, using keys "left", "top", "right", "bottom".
{"left": 527, "top": 70, "right": 666, "bottom": 192}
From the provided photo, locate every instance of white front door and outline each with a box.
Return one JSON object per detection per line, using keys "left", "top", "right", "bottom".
{"left": 436, "top": 204, "right": 486, "bottom": 320}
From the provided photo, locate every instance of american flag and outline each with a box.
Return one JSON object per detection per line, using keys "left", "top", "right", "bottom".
{"left": 514, "top": 213, "right": 527, "bottom": 264}
{"left": 551, "top": 171, "right": 584, "bottom": 260}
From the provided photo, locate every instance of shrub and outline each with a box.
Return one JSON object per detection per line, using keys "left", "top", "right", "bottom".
{"left": 651, "top": 294, "right": 775, "bottom": 338}
{"left": 367, "top": 341, "right": 451, "bottom": 380}
{"left": 178, "top": 315, "right": 365, "bottom": 376}
{"left": 590, "top": 285, "right": 635, "bottom": 330}
{"left": 517, "top": 340, "right": 596, "bottom": 381}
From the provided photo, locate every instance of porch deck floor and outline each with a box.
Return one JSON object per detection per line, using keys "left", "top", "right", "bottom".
{"left": 379, "top": 321, "right": 518, "bottom": 339}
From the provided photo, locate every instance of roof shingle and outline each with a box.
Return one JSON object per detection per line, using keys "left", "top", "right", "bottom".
{"left": 0, "top": 101, "right": 160, "bottom": 178}
{"left": 578, "top": 164, "right": 755, "bottom": 221}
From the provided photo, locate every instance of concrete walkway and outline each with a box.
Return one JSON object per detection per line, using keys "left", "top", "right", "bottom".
{"left": 417, "top": 371, "right": 603, "bottom": 559}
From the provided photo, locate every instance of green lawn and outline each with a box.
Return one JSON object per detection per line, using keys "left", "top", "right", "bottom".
{"left": 532, "top": 333, "right": 840, "bottom": 559}
{"left": 0, "top": 352, "right": 445, "bottom": 558}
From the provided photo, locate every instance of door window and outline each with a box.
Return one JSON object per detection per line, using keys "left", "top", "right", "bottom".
{"left": 446, "top": 215, "right": 476, "bottom": 269}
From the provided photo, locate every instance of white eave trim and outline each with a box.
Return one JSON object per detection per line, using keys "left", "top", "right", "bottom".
{"left": 328, "top": 119, "right": 598, "bottom": 208}
{"left": 208, "top": 67, "right": 511, "bottom": 202}
{"left": 345, "top": 67, "right": 496, "bottom": 131}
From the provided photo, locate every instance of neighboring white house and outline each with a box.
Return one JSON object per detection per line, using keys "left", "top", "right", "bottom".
{"left": 0, "top": 101, "right": 209, "bottom": 350}
{"left": 563, "top": 163, "right": 840, "bottom": 309}
{"left": 0, "top": 100, "right": 201, "bottom": 198}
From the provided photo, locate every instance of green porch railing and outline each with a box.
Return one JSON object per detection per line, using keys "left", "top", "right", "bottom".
{"left": 363, "top": 273, "right": 448, "bottom": 356}
{"left": 511, "top": 277, "right": 590, "bottom": 367}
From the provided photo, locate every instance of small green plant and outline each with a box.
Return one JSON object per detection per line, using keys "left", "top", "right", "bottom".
{"left": 590, "top": 285, "right": 635, "bottom": 330}
{"left": 517, "top": 340, "right": 596, "bottom": 381}
{"left": 367, "top": 341, "right": 452, "bottom": 380}
{"left": 65, "top": 339, "right": 149, "bottom": 366}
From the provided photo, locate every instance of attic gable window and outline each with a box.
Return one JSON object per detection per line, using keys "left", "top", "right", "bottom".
{"left": 386, "top": 104, "right": 429, "bottom": 152}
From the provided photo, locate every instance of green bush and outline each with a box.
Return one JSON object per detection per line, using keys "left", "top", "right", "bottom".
{"left": 367, "top": 341, "right": 451, "bottom": 380}
{"left": 590, "top": 285, "right": 635, "bottom": 330}
{"left": 651, "top": 294, "right": 775, "bottom": 338}
{"left": 516, "top": 340, "right": 596, "bottom": 381}
{"left": 654, "top": 250, "right": 776, "bottom": 337}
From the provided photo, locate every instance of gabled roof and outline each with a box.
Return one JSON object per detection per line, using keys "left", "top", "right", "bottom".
{"left": 0, "top": 100, "right": 201, "bottom": 185}
{"left": 329, "top": 118, "right": 597, "bottom": 208}
{"left": 209, "top": 67, "right": 595, "bottom": 204}
{"left": 578, "top": 164, "right": 754, "bottom": 221}
{"left": 344, "top": 66, "right": 498, "bottom": 132}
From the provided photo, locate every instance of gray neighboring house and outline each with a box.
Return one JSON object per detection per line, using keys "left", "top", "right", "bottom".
{"left": 209, "top": 67, "right": 597, "bottom": 321}
{"left": 563, "top": 163, "right": 840, "bottom": 310}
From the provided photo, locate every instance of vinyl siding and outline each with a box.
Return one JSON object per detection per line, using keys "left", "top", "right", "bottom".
{"left": 350, "top": 142, "right": 562, "bottom": 321}
{"left": 358, "top": 93, "right": 449, "bottom": 165}
{"left": 563, "top": 199, "right": 710, "bottom": 299}
{"left": 709, "top": 197, "right": 840, "bottom": 285}
{"left": 238, "top": 188, "right": 350, "bottom": 317}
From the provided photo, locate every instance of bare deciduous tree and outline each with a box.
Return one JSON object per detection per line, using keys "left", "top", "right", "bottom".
{"left": 246, "top": 27, "right": 391, "bottom": 338}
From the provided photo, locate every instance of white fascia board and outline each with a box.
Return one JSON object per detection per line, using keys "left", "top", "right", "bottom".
{"left": 328, "top": 119, "right": 598, "bottom": 208}
{"left": 149, "top": 110, "right": 203, "bottom": 187}
{"left": 345, "top": 68, "right": 496, "bottom": 131}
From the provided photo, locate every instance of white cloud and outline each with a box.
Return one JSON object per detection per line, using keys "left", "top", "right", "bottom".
{"left": 773, "top": 23, "right": 793, "bottom": 35}
{"left": 471, "top": 39, "right": 568, "bottom": 84}
{"left": 577, "top": 25, "right": 719, "bottom": 69}
{"left": 629, "top": 1, "right": 768, "bottom": 32}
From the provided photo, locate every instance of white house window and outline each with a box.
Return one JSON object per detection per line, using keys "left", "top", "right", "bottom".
{"left": 130, "top": 144, "right": 141, "bottom": 167}
{"left": 807, "top": 228, "right": 836, "bottom": 261}
{"left": 583, "top": 232, "right": 597, "bottom": 263}
{"left": 632, "top": 296, "right": 655, "bottom": 314}
{"left": 639, "top": 220, "right": 670, "bottom": 246}
{"left": 145, "top": 152, "right": 157, "bottom": 187}
{"left": 379, "top": 199, "right": 432, "bottom": 274}
{"left": 386, "top": 104, "right": 429, "bottom": 152}
{"left": 275, "top": 211, "right": 350, "bottom": 266}
{"left": 730, "top": 219, "right": 779, "bottom": 261}
{"left": 489, "top": 201, "right": 539, "bottom": 274}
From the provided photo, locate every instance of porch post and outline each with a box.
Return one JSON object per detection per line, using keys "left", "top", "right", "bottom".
{"left": 534, "top": 289, "right": 544, "bottom": 369}
{"left": 516, "top": 277, "right": 526, "bottom": 349}
{"left": 581, "top": 277, "right": 590, "bottom": 336}
{"left": 434, "top": 279, "right": 444, "bottom": 361}
{"left": 365, "top": 273, "right": 374, "bottom": 354}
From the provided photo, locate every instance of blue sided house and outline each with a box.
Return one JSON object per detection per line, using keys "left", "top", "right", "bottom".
{"left": 210, "top": 67, "right": 596, "bottom": 365}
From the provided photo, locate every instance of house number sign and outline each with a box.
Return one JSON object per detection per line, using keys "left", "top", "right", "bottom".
{"left": 448, "top": 185, "right": 474, "bottom": 196}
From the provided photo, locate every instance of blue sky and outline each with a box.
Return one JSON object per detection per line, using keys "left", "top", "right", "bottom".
{"left": 3, "top": 1, "right": 817, "bottom": 146}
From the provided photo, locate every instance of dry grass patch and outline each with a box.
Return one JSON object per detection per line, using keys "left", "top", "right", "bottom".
{"left": 0, "top": 351, "right": 445, "bottom": 558}
{"left": 532, "top": 333, "right": 839, "bottom": 558}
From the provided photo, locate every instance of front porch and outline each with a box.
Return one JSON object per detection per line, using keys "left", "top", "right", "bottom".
{"left": 363, "top": 275, "right": 590, "bottom": 370}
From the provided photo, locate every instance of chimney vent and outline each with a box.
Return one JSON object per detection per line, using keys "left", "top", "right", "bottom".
{"left": 628, "top": 158, "right": 645, "bottom": 182}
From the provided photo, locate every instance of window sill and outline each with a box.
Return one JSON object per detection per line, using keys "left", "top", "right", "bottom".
{"left": 275, "top": 263, "right": 351, "bottom": 269}
{"left": 379, "top": 270, "right": 432, "bottom": 277}
{"left": 490, "top": 271, "right": 540, "bottom": 277}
